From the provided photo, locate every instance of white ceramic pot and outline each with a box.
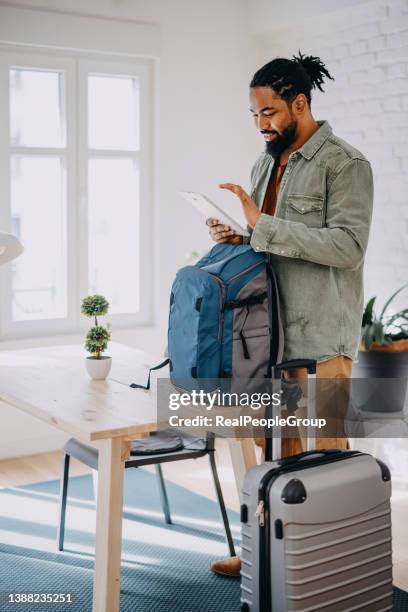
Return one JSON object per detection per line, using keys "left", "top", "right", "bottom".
{"left": 86, "top": 356, "right": 112, "bottom": 380}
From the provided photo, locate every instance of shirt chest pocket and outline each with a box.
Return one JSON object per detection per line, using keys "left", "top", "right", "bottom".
{"left": 285, "top": 195, "right": 325, "bottom": 228}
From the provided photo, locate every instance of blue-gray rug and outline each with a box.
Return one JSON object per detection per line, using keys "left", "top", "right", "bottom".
{"left": 0, "top": 468, "right": 406, "bottom": 611}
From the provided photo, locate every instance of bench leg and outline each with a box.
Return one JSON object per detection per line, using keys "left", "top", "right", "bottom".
{"left": 57, "top": 453, "right": 70, "bottom": 551}
{"left": 209, "top": 451, "right": 236, "bottom": 557}
{"left": 155, "top": 464, "right": 172, "bottom": 524}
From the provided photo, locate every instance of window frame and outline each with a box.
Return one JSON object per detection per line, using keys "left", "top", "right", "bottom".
{"left": 0, "top": 50, "right": 154, "bottom": 338}
{"left": 78, "top": 59, "right": 153, "bottom": 332}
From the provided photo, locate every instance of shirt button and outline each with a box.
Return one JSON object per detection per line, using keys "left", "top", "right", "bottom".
{"left": 280, "top": 250, "right": 285, "bottom": 254}
{"left": 301, "top": 207, "right": 305, "bottom": 212}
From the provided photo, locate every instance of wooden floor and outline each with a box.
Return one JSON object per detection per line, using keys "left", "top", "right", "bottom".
{"left": 0, "top": 439, "right": 407, "bottom": 591}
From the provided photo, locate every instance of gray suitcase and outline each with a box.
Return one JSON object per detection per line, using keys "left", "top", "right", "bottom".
{"left": 240, "top": 359, "right": 393, "bottom": 612}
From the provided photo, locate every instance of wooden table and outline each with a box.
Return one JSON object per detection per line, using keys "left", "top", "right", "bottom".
{"left": 0, "top": 342, "right": 256, "bottom": 612}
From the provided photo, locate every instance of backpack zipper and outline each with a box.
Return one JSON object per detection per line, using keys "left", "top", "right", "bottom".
{"left": 191, "top": 259, "right": 265, "bottom": 347}
{"left": 227, "top": 261, "right": 264, "bottom": 284}
{"left": 208, "top": 273, "right": 226, "bottom": 340}
{"left": 208, "top": 261, "right": 264, "bottom": 341}
{"left": 207, "top": 261, "right": 265, "bottom": 341}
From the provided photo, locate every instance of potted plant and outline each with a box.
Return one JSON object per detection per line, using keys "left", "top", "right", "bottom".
{"left": 81, "top": 294, "right": 112, "bottom": 380}
{"left": 353, "top": 283, "right": 408, "bottom": 412}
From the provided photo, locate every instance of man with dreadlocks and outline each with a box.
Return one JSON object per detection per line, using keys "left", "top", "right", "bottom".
{"left": 207, "top": 53, "right": 373, "bottom": 576}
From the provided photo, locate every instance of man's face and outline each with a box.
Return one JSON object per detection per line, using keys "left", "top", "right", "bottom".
{"left": 249, "top": 86, "right": 298, "bottom": 158}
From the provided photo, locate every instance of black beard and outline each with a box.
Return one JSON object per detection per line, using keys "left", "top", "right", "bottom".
{"left": 264, "top": 120, "right": 297, "bottom": 158}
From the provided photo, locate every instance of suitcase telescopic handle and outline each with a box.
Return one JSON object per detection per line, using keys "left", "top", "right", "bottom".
{"left": 272, "top": 359, "right": 317, "bottom": 378}
{"left": 266, "top": 359, "right": 317, "bottom": 462}
{"left": 277, "top": 449, "right": 343, "bottom": 467}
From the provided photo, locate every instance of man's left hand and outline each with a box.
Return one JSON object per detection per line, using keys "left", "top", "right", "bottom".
{"left": 219, "top": 183, "right": 261, "bottom": 229}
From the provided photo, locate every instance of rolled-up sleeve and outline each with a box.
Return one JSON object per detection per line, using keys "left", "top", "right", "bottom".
{"left": 250, "top": 158, "right": 373, "bottom": 270}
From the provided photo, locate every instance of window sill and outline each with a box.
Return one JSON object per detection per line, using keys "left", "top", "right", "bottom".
{"left": 0, "top": 325, "right": 165, "bottom": 359}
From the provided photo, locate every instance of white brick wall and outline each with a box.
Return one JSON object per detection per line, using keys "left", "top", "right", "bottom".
{"left": 253, "top": 0, "right": 408, "bottom": 313}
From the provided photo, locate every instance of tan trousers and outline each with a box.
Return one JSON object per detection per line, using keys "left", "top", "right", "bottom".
{"left": 258, "top": 356, "right": 352, "bottom": 457}
{"left": 282, "top": 355, "right": 352, "bottom": 456}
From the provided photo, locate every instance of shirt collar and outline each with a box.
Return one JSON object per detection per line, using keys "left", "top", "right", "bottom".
{"left": 297, "top": 120, "right": 332, "bottom": 160}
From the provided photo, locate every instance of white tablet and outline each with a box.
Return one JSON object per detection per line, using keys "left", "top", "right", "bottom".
{"left": 180, "top": 191, "right": 249, "bottom": 237}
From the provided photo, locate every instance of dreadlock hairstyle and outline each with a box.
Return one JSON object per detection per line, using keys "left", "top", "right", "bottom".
{"left": 250, "top": 51, "right": 334, "bottom": 106}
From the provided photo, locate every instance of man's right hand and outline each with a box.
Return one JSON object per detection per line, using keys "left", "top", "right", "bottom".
{"left": 206, "top": 218, "right": 242, "bottom": 244}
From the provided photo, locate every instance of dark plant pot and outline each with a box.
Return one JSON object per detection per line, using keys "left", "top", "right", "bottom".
{"left": 352, "top": 350, "right": 408, "bottom": 413}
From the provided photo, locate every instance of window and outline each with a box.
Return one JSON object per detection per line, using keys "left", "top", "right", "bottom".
{"left": 0, "top": 52, "right": 153, "bottom": 336}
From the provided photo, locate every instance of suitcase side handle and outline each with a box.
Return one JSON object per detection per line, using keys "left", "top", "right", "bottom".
{"left": 273, "top": 359, "right": 317, "bottom": 377}
{"left": 277, "top": 449, "right": 351, "bottom": 467}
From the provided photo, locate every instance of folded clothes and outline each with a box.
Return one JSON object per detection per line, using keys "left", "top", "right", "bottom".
{"left": 130, "top": 428, "right": 206, "bottom": 455}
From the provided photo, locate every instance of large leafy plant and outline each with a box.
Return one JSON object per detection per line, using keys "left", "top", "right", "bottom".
{"left": 361, "top": 283, "right": 408, "bottom": 350}
{"left": 81, "top": 294, "right": 111, "bottom": 359}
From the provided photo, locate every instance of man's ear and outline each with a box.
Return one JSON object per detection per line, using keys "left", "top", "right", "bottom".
{"left": 292, "top": 94, "right": 307, "bottom": 115}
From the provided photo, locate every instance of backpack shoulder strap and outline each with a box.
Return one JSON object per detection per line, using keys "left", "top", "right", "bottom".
{"left": 130, "top": 358, "right": 170, "bottom": 390}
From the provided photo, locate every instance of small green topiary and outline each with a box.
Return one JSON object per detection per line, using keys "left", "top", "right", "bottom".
{"left": 85, "top": 324, "right": 111, "bottom": 359}
{"left": 81, "top": 294, "right": 109, "bottom": 325}
{"left": 81, "top": 294, "right": 111, "bottom": 359}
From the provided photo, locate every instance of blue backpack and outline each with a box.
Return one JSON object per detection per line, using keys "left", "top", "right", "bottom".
{"left": 131, "top": 244, "right": 283, "bottom": 391}
{"left": 163, "top": 243, "right": 283, "bottom": 390}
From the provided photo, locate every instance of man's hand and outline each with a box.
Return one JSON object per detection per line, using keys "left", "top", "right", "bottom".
{"left": 206, "top": 218, "right": 242, "bottom": 244}
{"left": 219, "top": 183, "right": 261, "bottom": 229}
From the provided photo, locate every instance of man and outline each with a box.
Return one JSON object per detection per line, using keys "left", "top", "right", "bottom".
{"left": 208, "top": 52, "right": 373, "bottom": 576}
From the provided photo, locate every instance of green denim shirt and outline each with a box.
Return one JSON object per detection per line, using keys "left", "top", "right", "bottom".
{"left": 246, "top": 120, "right": 373, "bottom": 363}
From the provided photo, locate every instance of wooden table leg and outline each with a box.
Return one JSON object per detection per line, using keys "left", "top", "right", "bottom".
{"left": 227, "top": 437, "right": 257, "bottom": 503}
{"left": 92, "top": 437, "right": 129, "bottom": 612}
